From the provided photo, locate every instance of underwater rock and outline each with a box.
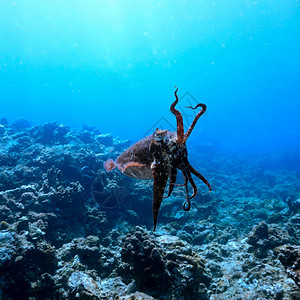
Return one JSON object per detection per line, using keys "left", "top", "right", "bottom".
{"left": 57, "top": 235, "right": 116, "bottom": 279}
{"left": 112, "top": 137, "right": 131, "bottom": 151}
{"left": 29, "top": 122, "right": 70, "bottom": 144}
{"left": 120, "top": 227, "right": 169, "bottom": 290}
{"left": 287, "top": 196, "right": 300, "bottom": 215}
{"left": 0, "top": 117, "right": 8, "bottom": 125}
{"left": 64, "top": 236, "right": 100, "bottom": 265}
{"left": 11, "top": 117, "right": 31, "bottom": 130}
{"left": 46, "top": 165, "right": 63, "bottom": 187}
{"left": 247, "top": 221, "right": 290, "bottom": 258}
{"left": 24, "top": 241, "right": 58, "bottom": 274}
{"left": 16, "top": 216, "right": 29, "bottom": 232}
{"left": 0, "top": 124, "right": 5, "bottom": 136}
{"left": 100, "top": 276, "right": 136, "bottom": 299}
{"left": 119, "top": 226, "right": 210, "bottom": 299}
{"left": 81, "top": 124, "right": 99, "bottom": 133}
{"left": 95, "top": 133, "right": 114, "bottom": 146}
{"left": 247, "top": 221, "right": 269, "bottom": 244}
{"left": 68, "top": 271, "right": 102, "bottom": 299}
{"left": 84, "top": 209, "right": 108, "bottom": 238}
{"left": 0, "top": 152, "right": 17, "bottom": 167}
{"left": 0, "top": 229, "right": 57, "bottom": 299}
{"left": 71, "top": 130, "right": 93, "bottom": 143}
{"left": 276, "top": 245, "right": 300, "bottom": 288}
{"left": 120, "top": 292, "right": 156, "bottom": 300}
{"left": 0, "top": 231, "right": 15, "bottom": 268}
{"left": 287, "top": 214, "right": 300, "bottom": 245}
{"left": 0, "top": 205, "right": 11, "bottom": 221}
{"left": 192, "top": 221, "right": 217, "bottom": 245}
{"left": 34, "top": 273, "right": 56, "bottom": 299}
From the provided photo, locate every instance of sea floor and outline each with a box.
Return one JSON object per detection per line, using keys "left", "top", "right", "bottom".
{"left": 0, "top": 120, "right": 299, "bottom": 299}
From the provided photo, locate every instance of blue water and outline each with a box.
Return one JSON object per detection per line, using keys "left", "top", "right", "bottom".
{"left": 1, "top": 0, "right": 299, "bottom": 153}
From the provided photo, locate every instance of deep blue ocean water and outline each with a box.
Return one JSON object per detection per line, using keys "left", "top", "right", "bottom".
{"left": 1, "top": 0, "right": 300, "bottom": 154}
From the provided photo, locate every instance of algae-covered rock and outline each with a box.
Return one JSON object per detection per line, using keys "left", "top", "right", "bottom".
{"left": 276, "top": 245, "right": 300, "bottom": 288}
{"left": 247, "top": 221, "right": 290, "bottom": 258}
{"left": 119, "top": 226, "right": 210, "bottom": 299}
{"left": 0, "top": 231, "right": 15, "bottom": 267}
{"left": 68, "top": 271, "right": 102, "bottom": 299}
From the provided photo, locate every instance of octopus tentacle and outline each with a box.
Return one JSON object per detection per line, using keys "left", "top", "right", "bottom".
{"left": 185, "top": 169, "right": 198, "bottom": 200}
{"left": 164, "top": 167, "right": 177, "bottom": 199}
{"left": 180, "top": 169, "right": 191, "bottom": 211}
{"left": 184, "top": 103, "right": 207, "bottom": 142}
{"left": 152, "top": 165, "right": 169, "bottom": 231}
{"left": 183, "top": 177, "right": 191, "bottom": 211}
{"left": 170, "top": 86, "right": 185, "bottom": 144}
{"left": 174, "top": 175, "right": 188, "bottom": 187}
{"left": 164, "top": 167, "right": 191, "bottom": 199}
{"left": 186, "top": 162, "right": 212, "bottom": 191}
{"left": 183, "top": 199, "right": 191, "bottom": 211}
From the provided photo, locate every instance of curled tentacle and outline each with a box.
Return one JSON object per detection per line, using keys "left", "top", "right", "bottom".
{"left": 187, "top": 162, "right": 212, "bottom": 192}
{"left": 170, "top": 86, "right": 185, "bottom": 144}
{"left": 183, "top": 175, "right": 191, "bottom": 211}
{"left": 180, "top": 170, "right": 191, "bottom": 211}
{"left": 179, "top": 167, "right": 197, "bottom": 199}
{"left": 163, "top": 167, "right": 190, "bottom": 199}
{"left": 185, "top": 169, "right": 198, "bottom": 200}
{"left": 183, "top": 198, "right": 191, "bottom": 211}
{"left": 184, "top": 103, "right": 207, "bottom": 142}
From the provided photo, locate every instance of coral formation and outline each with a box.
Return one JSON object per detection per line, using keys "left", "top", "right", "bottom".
{"left": 247, "top": 221, "right": 290, "bottom": 258}
{"left": 276, "top": 245, "right": 300, "bottom": 288}
{"left": 119, "top": 226, "right": 210, "bottom": 299}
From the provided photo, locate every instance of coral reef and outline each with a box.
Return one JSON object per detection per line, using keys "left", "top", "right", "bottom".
{"left": 0, "top": 120, "right": 299, "bottom": 299}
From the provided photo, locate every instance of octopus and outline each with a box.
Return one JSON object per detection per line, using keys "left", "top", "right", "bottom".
{"left": 104, "top": 87, "right": 211, "bottom": 230}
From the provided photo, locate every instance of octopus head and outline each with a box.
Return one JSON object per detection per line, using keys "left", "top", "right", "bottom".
{"left": 152, "top": 129, "right": 170, "bottom": 145}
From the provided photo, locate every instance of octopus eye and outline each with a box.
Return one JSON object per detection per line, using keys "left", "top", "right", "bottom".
{"left": 153, "top": 134, "right": 162, "bottom": 142}
{"left": 153, "top": 130, "right": 162, "bottom": 141}
{"left": 153, "top": 129, "right": 170, "bottom": 143}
